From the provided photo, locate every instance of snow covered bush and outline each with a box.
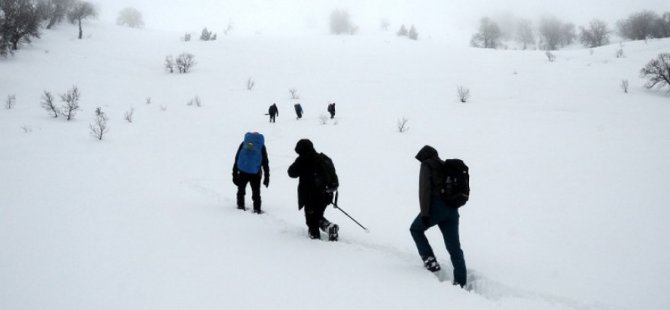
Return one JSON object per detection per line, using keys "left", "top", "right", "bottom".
{"left": 616, "top": 47, "right": 625, "bottom": 58}
{"left": 124, "top": 108, "right": 134, "bottom": 123}
{"left": 380, "top": 18, "right": 390, "bottom": 31}
{"left": 183, "top": 33, "right": 191, "bottom": 42}
{"left": 408, "top": 25, "right": 419, "bottom": 40}
{"left": 640, "top": 53, "right": 670, "bottom": 91}
{"left": 457, "top": 86, "right": 470, "bottom": 103}
{"left": 59, "top": 86, "right": 81, "bottom": 121}
{"left": 164, "top": 55, "right": 175, "bottom": 73}
{"left": 187, "top": 96, "right": 202, "bottom": 107}
{"left": 41, "top": 90, "right": 58, "bottom": 117}
{"left": 200, "top": 27, "right": 216, "bottom": 41}
{"left": 319, "top": 114, "right": 329, "bottom": 125}
{"left": 116, "top": 7, "right": 144, "bottom": 28}
{"left": 329, "top": 9, "right": 356, "bottom": 35}
{"left": 397, "top": 117, "right": 409, "bottom": 133}
{"left": 397, "top": 24, "right": 408, "bottom": 36}
{"left": 621, "top": 80, "right": 629, "bottom": 93}
{"left": 175, "top": 53, "right": 196, "bottom": 73}
{"left": 89, "top": 107, "right": 109, "bottom": 140}
{"left": 289, "top": 88, "right": 299, "bottom": 99}
{"left": 5, "top": 94, "right": 16, "bottom": 109}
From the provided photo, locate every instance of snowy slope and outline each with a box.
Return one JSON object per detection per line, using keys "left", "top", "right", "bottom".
{"left": 1, "top": 22, "right": 670, "bottom": 310}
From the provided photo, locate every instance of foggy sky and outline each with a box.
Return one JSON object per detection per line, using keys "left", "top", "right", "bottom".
{"left": 93, "top": 0, "right": 670, "bottom": 36}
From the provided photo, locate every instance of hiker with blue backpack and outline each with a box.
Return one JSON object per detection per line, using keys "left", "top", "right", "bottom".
{"left": 288, "top": 139, "right": 339, "bottom": 241}
{"left": 233, "top": 132, "right": 270, "bottom": 214}
{"left": 409, "top": 145, "right": 469, "bottom": 288}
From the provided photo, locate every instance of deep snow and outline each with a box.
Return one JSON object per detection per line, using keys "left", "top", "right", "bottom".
{"left": 1, "top": 21, "right": 670, "bottom": 310}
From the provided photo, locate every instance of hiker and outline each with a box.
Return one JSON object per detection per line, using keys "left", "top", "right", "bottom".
{"left": 287, "top": 139, "right": 339, "bottom": 241}
{"left": 294, "top": 103, "right": 303, "bottom": 119}
{"left": 327, "top": 102, "right": 336, "bottom": 119}
{"left": 268, "top": 103, "right": 278, "bottom": 123}
{"left": 409, "top": 145, "right": 467, "bottom": 287}
{"left": 232, "top": 132, "right": 270, "bottom": 214}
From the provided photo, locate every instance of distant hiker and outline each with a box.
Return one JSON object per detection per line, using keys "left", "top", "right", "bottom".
{"left": 288, "top": 139, "right": 339, "bottom": 241}
{"left": 409, "top": 145, "right": 467, "bottom": 287}
{"left": 268, "top": 103, "right": 279, "bottom": 123}
{"left": 294, "top": 103, "right": 303, "bottom": 119}
{"left": 327, "top": 102, "right": 336, "bottom": 119}
{"left": 232, "top": 132, "right": 270, "bottom": 214}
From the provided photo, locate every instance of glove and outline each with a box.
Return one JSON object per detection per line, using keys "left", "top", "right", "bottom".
{"left": 421, "top": 216, "right": 431, "bottom": 226}
{"left": 263, "top": 175, "right": 269, "bottom": 188}
{"left": 232, "top": 171, "right": 239, "bottom": 186}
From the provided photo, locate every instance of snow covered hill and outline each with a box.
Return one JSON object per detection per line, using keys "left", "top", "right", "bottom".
{"left": 1, "top": 22, "right": 669, "bottom": 310}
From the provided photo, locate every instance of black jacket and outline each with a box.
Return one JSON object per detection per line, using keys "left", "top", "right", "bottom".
{"left": 269, "top": 104, "right": 278, "bottom": 116}
{"left": 415, "top": 145, "right": 444, "bottom": 216}
{"left": 288, "top": 139, "right": 329, "bottom": 209}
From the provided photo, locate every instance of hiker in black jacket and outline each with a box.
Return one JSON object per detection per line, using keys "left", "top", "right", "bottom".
{"left": 287, "top": 139, "right": 339, "bottom": 240}
{"left": 409, "top": 145, "right": 467, "bottom": 287}
{"left": 327, "top": 103, "right": 336, "bottom": 119}
{"left": 233, "top": 133, "right": 270, "bottom": 214}
{"left": 268, "top": 103, "right": 278, "bottom": 123}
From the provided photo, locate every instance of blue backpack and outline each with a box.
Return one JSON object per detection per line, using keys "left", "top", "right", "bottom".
{"left": 236, "top": 132, "right": 265, "bottom": 174}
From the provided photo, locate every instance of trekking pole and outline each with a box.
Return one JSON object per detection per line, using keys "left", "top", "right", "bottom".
{"left": 332, "top": 191, "right": 369, "bottom": 232}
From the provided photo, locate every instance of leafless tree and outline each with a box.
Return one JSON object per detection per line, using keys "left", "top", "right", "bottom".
{"left": 67, "top": 0, "right": 96, "bottom": 39}
{"left": 516, "top": 18, "right": 535, "bottom": 50}
{"left": 539, "top": 16, "right": 574, "bottom": 50}
{"left": 457, "top": 86, "right": 470, "bottom": 103}
{"left": 59, "top": 85, "right": 81, "bottom": 121}
{"left": 397, "top": 117, "right": 409, "bottom": 133}
{"left": 5, "top": 94, "right": 16, "bottom": 109}
{"left": 640, "top": 53, "right": 670, "bottom": 91}
{"left": 289, "top": 88, "right": 299, "bottom": 99}
{"left": 124, "top": 108, "right": 134, "bottom": 122}
{"left": 116, "top": 7, "right": 143, "bottom": 28}
{"left": 330, "top": 9, "right": 356, "bottom": 35}
{"left": 176, "top": 53, "right": 196, "bottom": 73}
{"left": 471, "top": 17, "right": 501, "bottom": 49}
{"left": 41, "top": 0, "right": 75, "bottom": 30}
{"left": 617, "top": 11, "right": 661, "bottom": 40}
{"left": 1, "top": 0, "right": 41, "bottom": 51}
{"left": 579, "top": 19, "right": 610, "bottom": 48}
{"left": 621, "top": 80, "right": 629, "bottom": 93}
{"left": 89, "top": 107, "right": 108, "bottom": 140}
{"left": 41, "top": 90, "right": 58, "bottom": 117}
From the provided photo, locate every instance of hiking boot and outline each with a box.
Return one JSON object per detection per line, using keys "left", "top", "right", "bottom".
{"left": 327, "top": 224, "right": 339, "bottom": 241}
{"left": 237, "top": 205, "right": 246, "bottom": 211}
{"left": 309, "top": 233, "right": 321, "bottom": 240}
{"left": 423, "top": 256, "right": 441, "bottom": 272}
{"left": 253, "top": 208, "right": 262, "bottom": 214}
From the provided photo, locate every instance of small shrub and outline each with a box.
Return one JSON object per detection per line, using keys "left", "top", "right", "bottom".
{"left": 145, "top": 97, "right": 152, "bottom": 105}
{"left": 397, "top": 117, "right": 409, "bottom": 133}
{"left": 176, "top": 53, "right": 196, "bottom": 73}
{"left": 124, "top": 108, "right": 135, "bottom": 123}
{"left": 621, "top": 80, "right": 629, "bottom": 93}
{"left": 187, "top": 96, "right": 202, "bottom": 107}
{"left": 319, "top": 114, "right": 329, "bottom": 125}
{"left": 408, "top": 25, "right": 419, "bottom": 40}
{"left": 616, "top": 47, "right": 625, "bottom": 58}
{"left": 164, "top": 55, "right": 175, "bottom": 73}
{"left": 60, "top": 86, "right": 81, "bottom": 121}
{"left": 5, "top": 94, "right": 16, "bottom": 109}
{"left": 183, "top": 33, "right": 192, "bottom": 41}
{"left": 90, "top": 107, "right": 109, "bottom": 140}
{"left": 247, "top": 78, "right": 255, "bottom": 91}
{"left": 289, "top": 88, "right": 299, "bottom": 99}
{"left": 545, "top": 51, "right": 556, "bottom": 62}
{"left": 640, "top": 53, "right": 670, "bottom": 91}
{"left": 397, "top": 24, "right": 408, "bottom": 36}
{"left": 200, "top": 27, "right": 213, "bottom": 41}
{"left": 41, "top": 91, "right": 58, "bottom": 117}
{"left": 457, "top": 86, "right": 470, "bottom": 103}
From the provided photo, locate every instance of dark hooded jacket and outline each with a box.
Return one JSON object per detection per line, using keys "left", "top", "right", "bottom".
{"left": 288, "top": 139, "right": 329, "bottom": 209}
{"left": 416, "top": 145, "right": 445, "bottom": 216}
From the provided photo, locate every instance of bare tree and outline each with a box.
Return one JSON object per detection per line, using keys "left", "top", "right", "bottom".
{"left": 59, "top": 85, "right": 81, "bottom": 121}
{"left": 116, "top": 7, "right": 143, "bottom": 28}
{"left": 618, "top": 11, "right": 660, "bottom": 40}
{"left": 457, "top": 86, "right": 470, "bottom": 103}
{"left": 539, "top": 16, "right": 574, "bottom": 50}
{"left": 471, "top": 17, "right": 501, "bottom": 49}
{"left": 67, "top": 0, "right": 96, "bottom": 39}
{"left": 5, "top": 94, "right": 16, "bottom": 109}
{"left": 620, "top": 80, "right": 629, "bottom": 93}
{"left": 124, "top": 108, "right": 134, "bottom": 122}
{"left": 40, "top": 0, "right": 74, "bottom": 29}
{"left": 397, "top": 117, "right": 409, "bottom": 133}
{"left": 289, "top": 88, "right": 299, "bottom": 99}
{"left": 89, "top": 107, "right": 108, "bottom": 140}
{"left": 640, "top": 53, "right": 670, "bottom": 91}
{"left": 41, "top": 90, "right": 58, "bottom": 117}
{"left": 175, "top": 53, "right": 196, "bottom": 73}
{"left": 516, "top": 18, "right": 535, "bottom": 50}
{"left": 579, "top": 19, "right": 610, "bottom": 48}
{"left": 330, "top": 9, "right": 356, "bottom": 35}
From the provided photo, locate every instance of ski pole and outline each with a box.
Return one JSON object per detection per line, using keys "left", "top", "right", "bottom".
{"left": 332, "top": 192, "right": 369, "bottom": 232}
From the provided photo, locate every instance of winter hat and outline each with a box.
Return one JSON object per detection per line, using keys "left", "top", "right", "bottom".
{"left": 295, "top": 139, "right": 315, "bottom": 155}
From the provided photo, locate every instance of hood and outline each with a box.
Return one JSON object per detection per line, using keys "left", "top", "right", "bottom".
{"left": 295, "top": 139, "right": 316, "bottom": 155}
{"left": 415, "top": 145, "right": 438, "bottom": 162}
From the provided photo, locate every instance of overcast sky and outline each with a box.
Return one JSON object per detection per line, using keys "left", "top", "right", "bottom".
{"left": 93, "top": 0, "right": 670, "bottom": 36}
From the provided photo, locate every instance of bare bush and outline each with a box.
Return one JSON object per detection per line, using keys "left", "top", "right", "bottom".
{"left": 397, "top": 117, "right": 409, "bottom": 133}
{"left": 408, "top": 25, "right": 419, "bottom": 40}
{"left": 187, "top": 96, "right": 202, "bottom": 107}
{"left": 640, "top": 53, "right": 670, "bottom": 91}
{"left": 145, "top": 97, "right": 152, "bottom": 105}
{"left": 41, "top": 91, "right": 58, "bottom": 117}
{"left": 579, "top": 19, "right": 610, "bottom": 48}
{"left": 176, "top": 53, "right": 196, "bottom": 73}
{"left": 380, "top": 18, "right": 390, "bottom": 31}
{"left": 164, "top": 55, "right": 175, "bottom": 73}
{"left": 60, "top": 86, "right": 81, "bottom": 121}
{"left": 616, "top": 45, "right": 625, "bottom": 58}
{"left": 457, "top": 86, "right": 470, "bottom": 103}
{"left": 545, "top": 50, "right": 556, "bottom": 62}
{"left": 397, "top": 24, "right": 408, "bottom": 36}
{"left": 289, "top": 88, "right": 299, "bottom": 99}
{"left": 5, "top": 94, "right": 16, "bottom": 109}
{"left": 223, "top": 21, "right": 234, "bottom": 35}
{"left": 183, "top": 33, "right": 192, "bottom": 41}
{"left": 200, "top": 27, "right": 216, "bottom": 41}
{"left": 159, "top": 105, "right": 167, "bottom": 111}
{"left": 330, "top": 9, "right": 356, "bottom": 35}
{"left": 89, "top": 107, "right": 109, "bottom": 140}
{"left": 116, "top": 7, "right": 144, "bottom": 28}
{"left": 621, "top": 80, "right": 629, "bottom": 93}
{"left": 124, "top": 108, "right": 134, "bottom": 122}
{"left": 247, "top": 78, "right": 255, "bottom": 91}
{"left": 319, "top": 114, "right": 329, "bottom": 125}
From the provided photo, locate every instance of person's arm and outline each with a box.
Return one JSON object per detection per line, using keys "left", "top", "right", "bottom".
{"left": 418, "top": 163, "right": 432, "bottom": 216}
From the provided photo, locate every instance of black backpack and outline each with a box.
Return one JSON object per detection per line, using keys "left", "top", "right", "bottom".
{"left": 313, "top": 153, "right": 339, "bottom": 193}
{"left": 440, "top": 159, "right": 470, "bottom": 208}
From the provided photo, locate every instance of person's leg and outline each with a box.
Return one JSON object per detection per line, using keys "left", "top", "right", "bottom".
{"left": 249, "top": 174, "right": 262, "bottom": 213}
{"left": 438, "top": 208, "right": 467, "bottom": 287}
{"left": 409, "top": 214, "right": 436, "bottom": 259}
{"left": 236, "top": 174, "right": 250, "bottom": 209}
{"left": 305, "top": 206, "right": 320, "bottom": 239}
